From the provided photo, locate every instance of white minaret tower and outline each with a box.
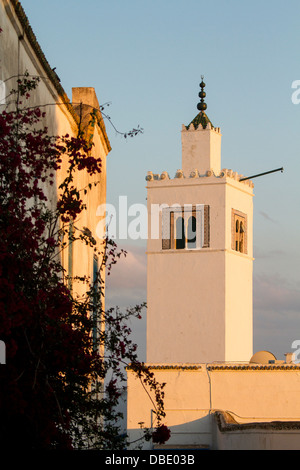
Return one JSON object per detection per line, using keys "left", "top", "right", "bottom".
{"left": 146, "top": 78, "right": 254, "bottom": 364}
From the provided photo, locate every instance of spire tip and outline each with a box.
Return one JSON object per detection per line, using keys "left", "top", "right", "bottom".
{"left": 197, "top": 76, "right": 207, "bottom": 112}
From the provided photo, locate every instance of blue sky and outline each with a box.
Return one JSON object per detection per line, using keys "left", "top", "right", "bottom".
{"left": 21, "top": 0, "right": 300, "bottom": 361}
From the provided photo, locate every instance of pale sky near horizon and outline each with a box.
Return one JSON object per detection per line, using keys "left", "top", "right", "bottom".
{"left": 19, "top": 0, "right": 300, "bottom": 361}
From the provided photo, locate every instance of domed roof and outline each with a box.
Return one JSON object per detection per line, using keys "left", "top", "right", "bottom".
{"left": 250, "top": 350, "right": 277, "bottom": 364}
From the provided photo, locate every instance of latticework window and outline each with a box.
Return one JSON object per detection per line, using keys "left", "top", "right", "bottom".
{"left": 232, "top": 209, "right": 247, "bottom": 254}
{"left": 162, "top": 205, "right": 210, "bottom": 250}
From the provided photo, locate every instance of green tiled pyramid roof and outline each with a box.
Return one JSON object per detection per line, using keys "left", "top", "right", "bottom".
{"left": 185, "top": 111, "right": 213, "bottom": 130}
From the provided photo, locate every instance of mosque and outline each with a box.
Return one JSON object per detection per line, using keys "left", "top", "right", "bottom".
{"left": 126, "top": 79, "right": 300, "bottom": 450}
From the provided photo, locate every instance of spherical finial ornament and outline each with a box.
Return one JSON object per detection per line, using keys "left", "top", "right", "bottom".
{"left": 197, "top": 102, "right": 207, "bottom": 111}
{"left": 197, "top": 76, "right": 207, "bottom": 113}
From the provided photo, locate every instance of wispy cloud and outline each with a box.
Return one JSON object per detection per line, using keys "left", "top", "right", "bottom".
{"left": 259, "top": 211, "right": 278, "bottom": 224}
{"left": 253, "top": 245, "right": 286, "bottom": 259}
{"left": 105, "top": 243, "right": 147, "bottom": 360}
{"left": 105, "top": 243, "right": 147, "bottom": 308}
{"left": 254, "top": 274, "right": 300, "bottom": 312}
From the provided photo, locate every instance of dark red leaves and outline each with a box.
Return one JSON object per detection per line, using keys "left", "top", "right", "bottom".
{"left": 0, "top": 96, "right": 104, "bottom": 448}
{"left": 0, "top": 77, "right": 168, "bottom": 450}
{"left": 152, "top": 424, "right": 171, "bottom": 445}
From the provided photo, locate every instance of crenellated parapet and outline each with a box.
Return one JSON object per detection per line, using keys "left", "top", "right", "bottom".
{"left": 146, "top": 167, "right": 254, "bottom": 188}
{"left": 182, "top": 122, "right": 221, "bottom": 134}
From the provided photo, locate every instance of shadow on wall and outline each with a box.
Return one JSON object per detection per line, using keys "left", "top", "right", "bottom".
{"left": 129, "top": 410, "right": 300, "bottom": 450}
{"left": 128, "top": 412, "right": 213, "bottom": 450}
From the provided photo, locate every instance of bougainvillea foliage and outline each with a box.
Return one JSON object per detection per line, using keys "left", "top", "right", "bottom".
{"left": 0, "top": 73, "right": 169, "bottom": 449}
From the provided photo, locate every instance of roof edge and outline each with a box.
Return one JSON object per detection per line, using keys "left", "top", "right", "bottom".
{"left": 10, "top": 1, "right": 111, "bottom": 151}
{"left": 11, "top": 1, "right": 77, "bottom": 121}
{"left": 214, "top": 410, "right": 300, "bottom": 432}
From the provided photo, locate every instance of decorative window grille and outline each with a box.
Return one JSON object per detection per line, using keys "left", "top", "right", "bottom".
{"left": 232, "top": 209, "right": 247, "bottom": 254}
{"left": 162, "top": 205, "right": 210, "bottom": 250}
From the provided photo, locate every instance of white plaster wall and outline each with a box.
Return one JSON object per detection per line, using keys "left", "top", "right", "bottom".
{"left": 127, "top": 366, "right": 300, "bottom": 450}
{"left": 181, "top": 126, "right": 222, "bottom": 177}
{"left": 147, "top": 250, "right": 226, "bottom": 363}
{"left": 224, "top": 181, "right": 254, "bottom": 361}
{"left": 214, "top": 427, "right": 300, "bottom": 450}
{"left": 146, "top": 178, "right": 228, "bottom": 363}
{"left": 146, "top": 175, "right": 253, "bottom": 364}
{"left": 225, "top": 252, "right": 253, "bottom": 362}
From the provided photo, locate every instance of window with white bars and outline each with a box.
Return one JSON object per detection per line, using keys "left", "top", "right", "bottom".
{"left": 162, "top": 205, "right": 210, "bottom": 250}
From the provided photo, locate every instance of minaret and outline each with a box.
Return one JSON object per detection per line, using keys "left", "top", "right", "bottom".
{"left": 181, "top": 78, "right": 221, "bottom": 177}
{"left": 146, "top": 79, "right": 254, "bottom": 364}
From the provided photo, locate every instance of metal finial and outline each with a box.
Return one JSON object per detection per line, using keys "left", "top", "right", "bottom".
{"left": 197, "top": 76, "right": 207, "bottom": 112}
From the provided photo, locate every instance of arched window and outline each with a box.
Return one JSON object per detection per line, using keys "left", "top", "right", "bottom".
{"left": 187, "top": 216, "right": 197, "bottom": 249}
{"left": 175, "top": 216, "right": 185, "bottom": 249}
{"left": 232, "top": 210, "right": 247, "bottom": 254}
{"left": 162, "top": 205, "right": 210, "bottom": 250}
{"left": 239, "top": 222, "right": 244, "bottom": 252}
